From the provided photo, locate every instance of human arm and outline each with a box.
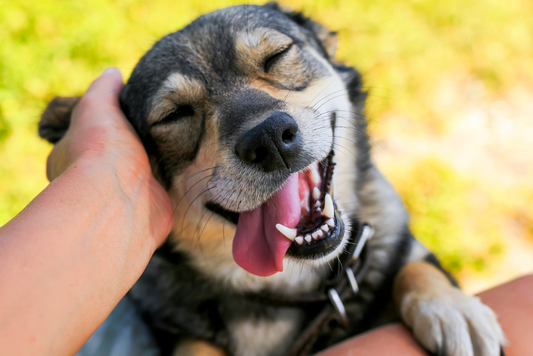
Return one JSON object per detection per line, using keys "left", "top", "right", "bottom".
{"left": 0, "top": 68, "right": 174, "bottom": 356}
{"left": 317, "top": 274, "right": 533, "bottom": 356}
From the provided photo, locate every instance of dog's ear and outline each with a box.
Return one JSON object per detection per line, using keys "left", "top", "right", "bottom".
{"left": 263, "top": 2, "right": 338, "bottom": 58}
{"left": 39, "top": 96, "right": 81, "bottom": 144}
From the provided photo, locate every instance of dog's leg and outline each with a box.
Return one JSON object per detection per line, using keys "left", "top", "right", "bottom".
{"left": 172, "top": 339, "right": 227, "bottom": 356}
{"left": 393, "top": 260, "right": 506, "bottom": 356}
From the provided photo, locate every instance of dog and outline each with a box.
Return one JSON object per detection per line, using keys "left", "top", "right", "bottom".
{"left": 39, "top": 3, "right": 505, "bottom": 356}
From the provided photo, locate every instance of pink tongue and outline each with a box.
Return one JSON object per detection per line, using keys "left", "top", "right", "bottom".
{"left": 232, "top": 174, "right": 301, "bottom": 276}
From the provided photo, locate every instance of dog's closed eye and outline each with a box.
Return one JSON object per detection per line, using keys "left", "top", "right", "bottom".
{"left": 154, "top": 105, "right": 195, "bottom": 126}
{"left": 263, "top": 43, "right": 293, "bottom": 72}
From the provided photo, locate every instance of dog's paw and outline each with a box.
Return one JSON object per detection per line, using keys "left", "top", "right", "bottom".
{"left": 400, "top": 288, "right": 506, "bottom": 356}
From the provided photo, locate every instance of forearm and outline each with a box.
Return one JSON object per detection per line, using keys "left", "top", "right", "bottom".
{"left": 0, "top": 159, "right": 160, "bottom": 355}
{"left": 317, "top": 275, "right": 533, "bottom": 356}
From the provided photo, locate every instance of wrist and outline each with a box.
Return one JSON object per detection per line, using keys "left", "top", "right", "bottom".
{"left": 48, "top": 156, "right": 161, "bottom": 293}
{"left": 64, "top": 149, "right": 172, "bottom": 250}
{"left": 70, "top": 150, "right": 153, "bottom": 204}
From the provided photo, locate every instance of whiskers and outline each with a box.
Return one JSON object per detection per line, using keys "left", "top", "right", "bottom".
{"left": 173, "top": 167, "right": 238, "bottom": 256}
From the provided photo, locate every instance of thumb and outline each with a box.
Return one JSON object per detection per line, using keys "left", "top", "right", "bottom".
{"left": 86, "top": 67, "right": 124, "bottom": 99}
{"left": 71, "top": 68, "right": 124, "bottom": 124}
{"left": 70, "top": 67, "right": 127, "bottom": 131}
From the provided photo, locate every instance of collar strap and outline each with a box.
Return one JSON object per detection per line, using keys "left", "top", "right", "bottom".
{"left": 243, "top": 220, "right": 374, "bottom": 356}
{"left": 155, "top": 220, "right": 374, "bottom": 356}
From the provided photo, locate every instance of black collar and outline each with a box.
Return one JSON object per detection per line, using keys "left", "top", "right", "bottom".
{"left": 243, "top": 219, "right": 374, "bottom": 356}
{"left": 154, "top": 219, "right": 374, "bottom": 356}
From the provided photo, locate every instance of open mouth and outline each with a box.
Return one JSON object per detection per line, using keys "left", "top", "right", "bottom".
{"left": 206, "top": 151, "right": 345, "bottom": 277}
{"left": 280, "top": 151, "right": 345, "bottom": 258}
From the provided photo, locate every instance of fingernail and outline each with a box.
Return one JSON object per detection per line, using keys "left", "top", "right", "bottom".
{"left": 102, "top": 67, "right": 119, "bottom": 76}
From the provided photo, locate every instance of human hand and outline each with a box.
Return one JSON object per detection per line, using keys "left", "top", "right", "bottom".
{"left": 46, "top": 68, "right": 174, "bottom": 248}
{"left": 0, "top": 68, "right": 174, "bottom": 355}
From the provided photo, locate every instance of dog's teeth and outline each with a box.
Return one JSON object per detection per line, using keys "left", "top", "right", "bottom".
{"left": 323, "top": 193, "right": 334, "bottom": 218}
{"left": 316, "top": 229, "right": 324, "bottom": 238}
{"left": 312, "top": 231, "right": 319, "bottom": 239}
{"left": 321, "top": 224, "right": 329, "bottom": 233}
{"left": 275, "top": 224, "right": 297, "bottom": 241}
{"left": 314, "top": 200, "right": 321, "bottom": 208}
{"left": 326, "top": 218, "right": 335, "bottom": 228}
{"left": 316, "top": 207, "right": 321, "bottom": 212}
{"left": 312, "top": 187, "right": 321, "bottom": 200}
{"left": 295, "top": 236, "right": 304, "bottom": 245}
{"left": 309, "top": 165, "right": 321, "bottom": 186}
{"left": 305, "top": 234, "right": 312, "bottom": 243}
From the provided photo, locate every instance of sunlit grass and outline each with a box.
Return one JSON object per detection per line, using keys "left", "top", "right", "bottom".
{"left": 1, "top": 0, "right": 532, "bottom": 281}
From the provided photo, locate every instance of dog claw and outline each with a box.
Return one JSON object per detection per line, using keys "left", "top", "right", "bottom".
{"left": 435, "top": 344, "right": 445, "bottom": 356}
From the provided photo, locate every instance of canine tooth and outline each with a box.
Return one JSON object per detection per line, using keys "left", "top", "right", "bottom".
{"left": 276, "top": 224, "right": 297, "bottom": 241}
{"left": 316, "top": 230, "right": 324, "bottom": 238}
{"left": 321, "top": 224, "right": 329, "bottom": 233}
{"left": 326, "top": 218, "right": 335, "bottom": 228}
{"left": 305, "top": 234, "right": 312, "bottom": 243}
{"left": 312, "top": 231, "right": 319, "bottom": 239}
{"left": 323, "top": 193, "right": 334, "bottom": 218}
{"left": 295, "top": 236, "right": 304, "bottom": 245}
{"left": 312, "top": 187, "right": 321, "bottom": 200}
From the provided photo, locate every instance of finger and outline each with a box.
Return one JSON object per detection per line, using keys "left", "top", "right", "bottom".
{"left": 71, "top": 68, "right": 125, "bottom": 127}
{"left": 85, "top": 67, "right": 124, "bottom": 102}
{"left": 46, "top": 68, "right": 127, "bottom": 181}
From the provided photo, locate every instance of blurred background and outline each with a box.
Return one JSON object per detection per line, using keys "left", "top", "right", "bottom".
{"left": 1, "top": 0, "right": 532, "bottom": 293}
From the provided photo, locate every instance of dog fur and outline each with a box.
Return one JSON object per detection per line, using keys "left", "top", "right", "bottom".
{"left": 39, "top": 3, "right": 505, "bottom": 356}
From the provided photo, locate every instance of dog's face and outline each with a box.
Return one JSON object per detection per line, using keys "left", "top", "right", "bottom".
{"left": 120, "top": 4, "right": 364, "bottom": 277}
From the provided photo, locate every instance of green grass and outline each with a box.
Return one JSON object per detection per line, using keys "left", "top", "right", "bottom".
{"left": 1, "top": 0, "right": 532, "bottom": 279}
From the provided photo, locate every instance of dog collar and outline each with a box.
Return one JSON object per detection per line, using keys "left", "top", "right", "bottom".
{"left": 243, "top": 220, "right": 374, "bottom": 356}
{"left": 154, "top": 220, "right": 373, "bottom": 356}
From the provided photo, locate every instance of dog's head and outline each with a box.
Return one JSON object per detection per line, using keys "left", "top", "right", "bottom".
{"left": 41, "top": 3, "right": 368, "bottom": 278}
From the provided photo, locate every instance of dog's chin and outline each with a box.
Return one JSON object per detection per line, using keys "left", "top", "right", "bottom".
{"left": 206, "top": 150, "right": 350, "bottom": 272}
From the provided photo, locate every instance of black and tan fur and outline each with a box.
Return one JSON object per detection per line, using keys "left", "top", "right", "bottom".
{"left": 39, "top": 3, "right": 505, "bottom": 356}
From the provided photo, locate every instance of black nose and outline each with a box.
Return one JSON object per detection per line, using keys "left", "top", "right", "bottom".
{"left": 235, "top": 112, "right": 301, "bottom": 172}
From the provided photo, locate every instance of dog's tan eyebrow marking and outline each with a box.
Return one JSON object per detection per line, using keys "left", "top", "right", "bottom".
{"left": 148, "top": 73, "right": 205, "bottom": 125}
{"left": 234, "top": 28, "right": 293, "bottom": 71}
